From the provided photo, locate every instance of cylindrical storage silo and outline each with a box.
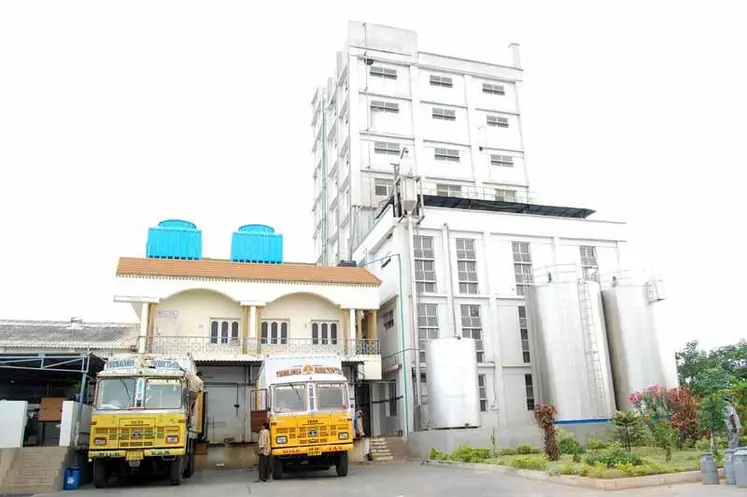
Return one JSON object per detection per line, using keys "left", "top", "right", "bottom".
{"left": 602, "top": 275, "right": 677, "bottom": 411}
{"left": 425, "top": 337, "right": 480, "bottom": 429}
{"left": 525, "top": 277, "right": 616, "bottom": 422}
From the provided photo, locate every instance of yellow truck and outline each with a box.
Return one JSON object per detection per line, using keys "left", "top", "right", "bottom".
{"left": 256, "top": 355, "right": 353, "bottom": 478}
{"left": 88, "top": 354, "right": 204, "bottom": 487}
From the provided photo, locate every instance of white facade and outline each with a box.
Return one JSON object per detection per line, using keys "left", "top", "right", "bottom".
{"left": 312, "top": 21, "right": 528, "bottom": 265}
{"left": 353, "top": 203, "right": 632, "bottom": 443}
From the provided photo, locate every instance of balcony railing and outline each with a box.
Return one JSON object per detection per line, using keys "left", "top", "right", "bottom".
{"left": 149, "top": 336, "right": 380, "bottom": 358}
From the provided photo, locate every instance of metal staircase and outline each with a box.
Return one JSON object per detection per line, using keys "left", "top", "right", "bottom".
{"left": 577, "top": 280, "right": 607, "bottom": 417}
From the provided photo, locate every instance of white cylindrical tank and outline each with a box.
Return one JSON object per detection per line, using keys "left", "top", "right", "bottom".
{"left": 425, "top": 337, "right": 479, "bottom": 429}
{"left": 602, "top": 273, "right": 678, "bottom": 411}
{"left": 526, "top": 271, "right": 616, "bottom": 422}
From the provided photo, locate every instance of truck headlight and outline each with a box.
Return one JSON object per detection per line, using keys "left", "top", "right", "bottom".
{"left": 166, "top": 436, "right": 179, "bottom": 444}
{"left": 276, "top": 436, "right": 287, "bottom": 444}
{"left": 94, "top": 437, "right": 107, "bottom": 446}
{"left": 338, "top": 432, "right": 349, "bottom": 440}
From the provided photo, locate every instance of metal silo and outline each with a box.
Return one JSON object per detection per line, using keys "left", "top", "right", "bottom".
{"left": 601, "top": 271, "right": 677, "bottom": 411}
{"left": 425, "top": 337, "right": 480, "bottom": 429}
{"left": 525, "top": 265, "right": 616, "bottom": 422}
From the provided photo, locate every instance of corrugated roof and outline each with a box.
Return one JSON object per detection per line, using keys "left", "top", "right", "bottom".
{"left": 0, "top": 320, "right": 139, "bottom": 350}
{"left": 116, "top": 257, "right": 382, "bottom": 286}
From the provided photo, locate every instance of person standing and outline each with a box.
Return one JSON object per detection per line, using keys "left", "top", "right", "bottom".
{"left": 355, "top": 409, "right": 365, "bottom": 438}
{"left": 256, "top": 422, "right": 272, "bottom": 482}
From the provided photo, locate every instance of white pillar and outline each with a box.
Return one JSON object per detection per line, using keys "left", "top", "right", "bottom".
{"left": 348, "top": 308, "right": 356, "bottom": 344}
{"left": 249, "top": 305, "right": 257, "bottom": 339}
{"left": 138, "top": 303, "right": 149, "bottom": 354}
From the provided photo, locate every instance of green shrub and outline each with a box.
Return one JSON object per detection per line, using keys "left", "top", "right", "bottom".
{"left": 498, "top": 448, "right": 517, "bottom": 456}
{"left": 586, "top": 437, "right": 607, "bottom": 452}
{"left": 586, "top": 445, "right": 643, "bottom": 468}
{"left": 578, "top": 462, "right": 610, "bottom": 478}
{"left": 516, "top": 443, "right": 541, "bottom": 455}
{"left": 429, "top": 448, "right": 448, "bottom": 460}
{"left": 449, "top": 445, "right": 491, "bottom": 463}
{"left": 558, "top": 431, "right": 586, "bottom": 456}
{"left": 510, "top": 455, "right": 548, "bottom": 471}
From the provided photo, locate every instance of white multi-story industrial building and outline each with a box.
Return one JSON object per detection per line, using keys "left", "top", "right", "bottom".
{"left": 311, "top": 22, "right": 676, "bottom": 451}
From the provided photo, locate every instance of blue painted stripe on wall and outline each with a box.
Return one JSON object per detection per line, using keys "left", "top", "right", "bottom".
{"left": 554, "top": 418, "right": 612, "bottom": 425}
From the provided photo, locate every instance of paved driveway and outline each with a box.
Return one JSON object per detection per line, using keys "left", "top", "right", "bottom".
{"left": 57, "top": 462, "right": 741, "bottom": 497}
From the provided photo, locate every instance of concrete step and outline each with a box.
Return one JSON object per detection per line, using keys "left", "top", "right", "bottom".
{"left": 0, "top": 482, "right": 60, "bottom": 495}
{"left": 371, "top": 455, "right": 394, "bottom": 462}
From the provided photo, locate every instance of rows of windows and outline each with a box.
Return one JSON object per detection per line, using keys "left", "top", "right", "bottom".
{"left": 209, "top": 319, "right": 346, "bottom": 345}
{"left": 409, "top": 236, "right": 602, "bottom": 298}
{"left": 368, "top": 65, "right": 508, "bottom": 97}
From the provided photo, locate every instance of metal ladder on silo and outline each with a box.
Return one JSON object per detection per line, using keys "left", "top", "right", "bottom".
{"left": 578, "top": 280, "right": 607, "bottom": 418}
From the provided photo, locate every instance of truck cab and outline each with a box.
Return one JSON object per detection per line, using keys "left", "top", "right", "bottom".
{"left": 258, "top": 357, "right": 354, "bottom": 478}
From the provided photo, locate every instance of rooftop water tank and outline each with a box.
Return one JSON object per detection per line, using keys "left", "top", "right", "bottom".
{"left": 146, "top": 219, "right": 202, "bottom": 260}
{"left": 231, "top": 224, "right": 283, "bottom": 264}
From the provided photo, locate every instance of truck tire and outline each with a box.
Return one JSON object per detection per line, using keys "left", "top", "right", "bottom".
{"left": 93, "top": 459, "right": 109, "bottom": 488}
{"left": 272, "top": 457, "right": 284, "bottom": 480}
{"left": 335, "top": 452, "right": 349, "bottom": 477}
{"left": 183, "top": 445, "right": 195, "bottom": 478}
{"left": 169, "top": 457, "right": 183, "bottom": 486}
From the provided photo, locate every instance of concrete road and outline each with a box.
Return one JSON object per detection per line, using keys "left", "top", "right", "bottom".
{"left": 57, "top": 462, "right": 741, "bottom": 497}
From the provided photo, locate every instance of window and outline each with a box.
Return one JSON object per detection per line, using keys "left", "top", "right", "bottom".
{"left": 144, "top": 379, "right": 183, "bottom": 409}
{"left": 311, "top": 321, "right": 339, "bottom": 345}
{"left": 272, "top": 385, "right": 306, "bottom": 413}
{"left": 374, "top": 141, "right": 400, "bottom": 156}
{"left": 436, "top": 184, "right": 462, "bottom": 197}
{"left": 512, "top": 241, "right": 533, "bottom": 296}
{"left": 371, "top": 100, "right": 399, "bottom": 113}
{"left": 414, "top": 236, "right": 436, "bottom": 293}
{"left": 432, "top": 107, "right": 456, "bottom": 121}
{"left": 518, "top": 306, "right": 530, "bottom": 363}
{"left": 374, "top": 178, "right": 393, "bottom": 196}
{"left": 210, "top": 319, "right": 240, "bottom": 344}
{"left": 482, "top": 82, "right": 506, "bottom": 95}
{"left": 490, "top": 154, "right": 514, "bottom": 167}
{"left": 388, "top": 382, "right": 398, "bottom": 416}
{"left": 486, "top": 114, "right": 509, "bottom": 127}
{"left": 525, "top": 374, "right": 535, "bottom": 411}
{"left": 96, "top": 378, "right": 136, "bottom": 410}
{"left": 383, "top": 310, "right": 395, "bottom": 330}
{"left": 429, "top": 75, "right": 453, "bottom": 88}
{"left": 456, "top": 238, "right": 479, "bottom": 294}
{"left": 580, "top": 246, "right": 599, "bottom": 281}
{"left": 261, "top": 320, "right": 289, "bottom": 345}
{"left": 316, "top": 383, "right": 347, "bottom": 411}
{"left": 417, "top": 304, "right": 439, "bottom": 364}
{"left": 495, "top": 189, "right": 516, "bottom": 202}
{"left": 460, "top": 305, "right": 485, "bottom": 362}
{"left": 478, "top": 375, "right": 488, "bottom": 412}
{"left": 434, "top": 148, "right": 460, "bottom": 162}
{"left": 370, "top": 66, "right": 397, "bottom": 79}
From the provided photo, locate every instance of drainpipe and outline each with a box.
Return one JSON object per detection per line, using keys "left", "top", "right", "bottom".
{"left": 407, "top": 217, "right": 423, "bottom": 422}
{"left": 442, "top": 223, "right": 457, "bottom": 336}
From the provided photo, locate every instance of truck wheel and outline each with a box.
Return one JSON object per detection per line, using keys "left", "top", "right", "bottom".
{"left": 272, "top": 457, "right": 284, "bottom": 480}
{"left": 169, "top": 457, "right": 183, "bottom": 486}
{"left": 335, "top": 452, "right": 349, "bottom": 477}
{"left": 93, "top": 459, "right": 109, "bottom": 488}
{"left": 183, "top": 446, "right": 195, "bottom": 478}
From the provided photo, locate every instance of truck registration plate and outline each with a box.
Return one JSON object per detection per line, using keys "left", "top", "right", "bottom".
{"left": 126, "top": 450, "right": 144, "bottom": 462}
{"left": 307, "top": 447, "right": 322, "bottom": 456}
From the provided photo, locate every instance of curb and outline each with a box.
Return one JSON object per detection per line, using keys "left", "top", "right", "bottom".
{"left": 419, "top": 459, "right": 726, "bottom": 491}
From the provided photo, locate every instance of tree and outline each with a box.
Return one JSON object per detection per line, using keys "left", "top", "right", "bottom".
{"left": 677, "top": 340, "right": 747, "bottom": 397}
{"left": 612, "top": 410, "right": 641, "bottom": 452}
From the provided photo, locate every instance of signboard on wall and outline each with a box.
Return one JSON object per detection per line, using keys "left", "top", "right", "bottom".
{"left": 156, "top": 310, "right": 179, "bottom": 319}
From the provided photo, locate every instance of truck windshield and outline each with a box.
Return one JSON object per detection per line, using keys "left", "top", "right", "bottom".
{"left": 316, "top": 383, "right": 347, "bottom": 411}
{"left": 96, "top": 378, "right": 136, "bottom": 410}
{"left": 273, "top": 384, "right": 306, "bottom": 413}
{"left": 144, "top": 378, "right": 183, "bottom": 409}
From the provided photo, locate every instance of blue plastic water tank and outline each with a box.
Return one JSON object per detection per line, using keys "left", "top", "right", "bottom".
{"left": 146, "top": 219, "right": 203, "bottom": 260}
{"left": 231, "top": 224, "right": 283, "bottom": 264}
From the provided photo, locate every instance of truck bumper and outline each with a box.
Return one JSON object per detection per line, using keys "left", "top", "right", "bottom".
{"left": 272, "top": 443, "right": 353, "bottom": 457}
{"left": 89, "top": 447, "right": 187, "bottom": 461}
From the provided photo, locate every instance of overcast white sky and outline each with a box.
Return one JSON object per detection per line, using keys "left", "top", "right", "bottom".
{"left": 1, "top": 1, "right": 745, "bottom": 350}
